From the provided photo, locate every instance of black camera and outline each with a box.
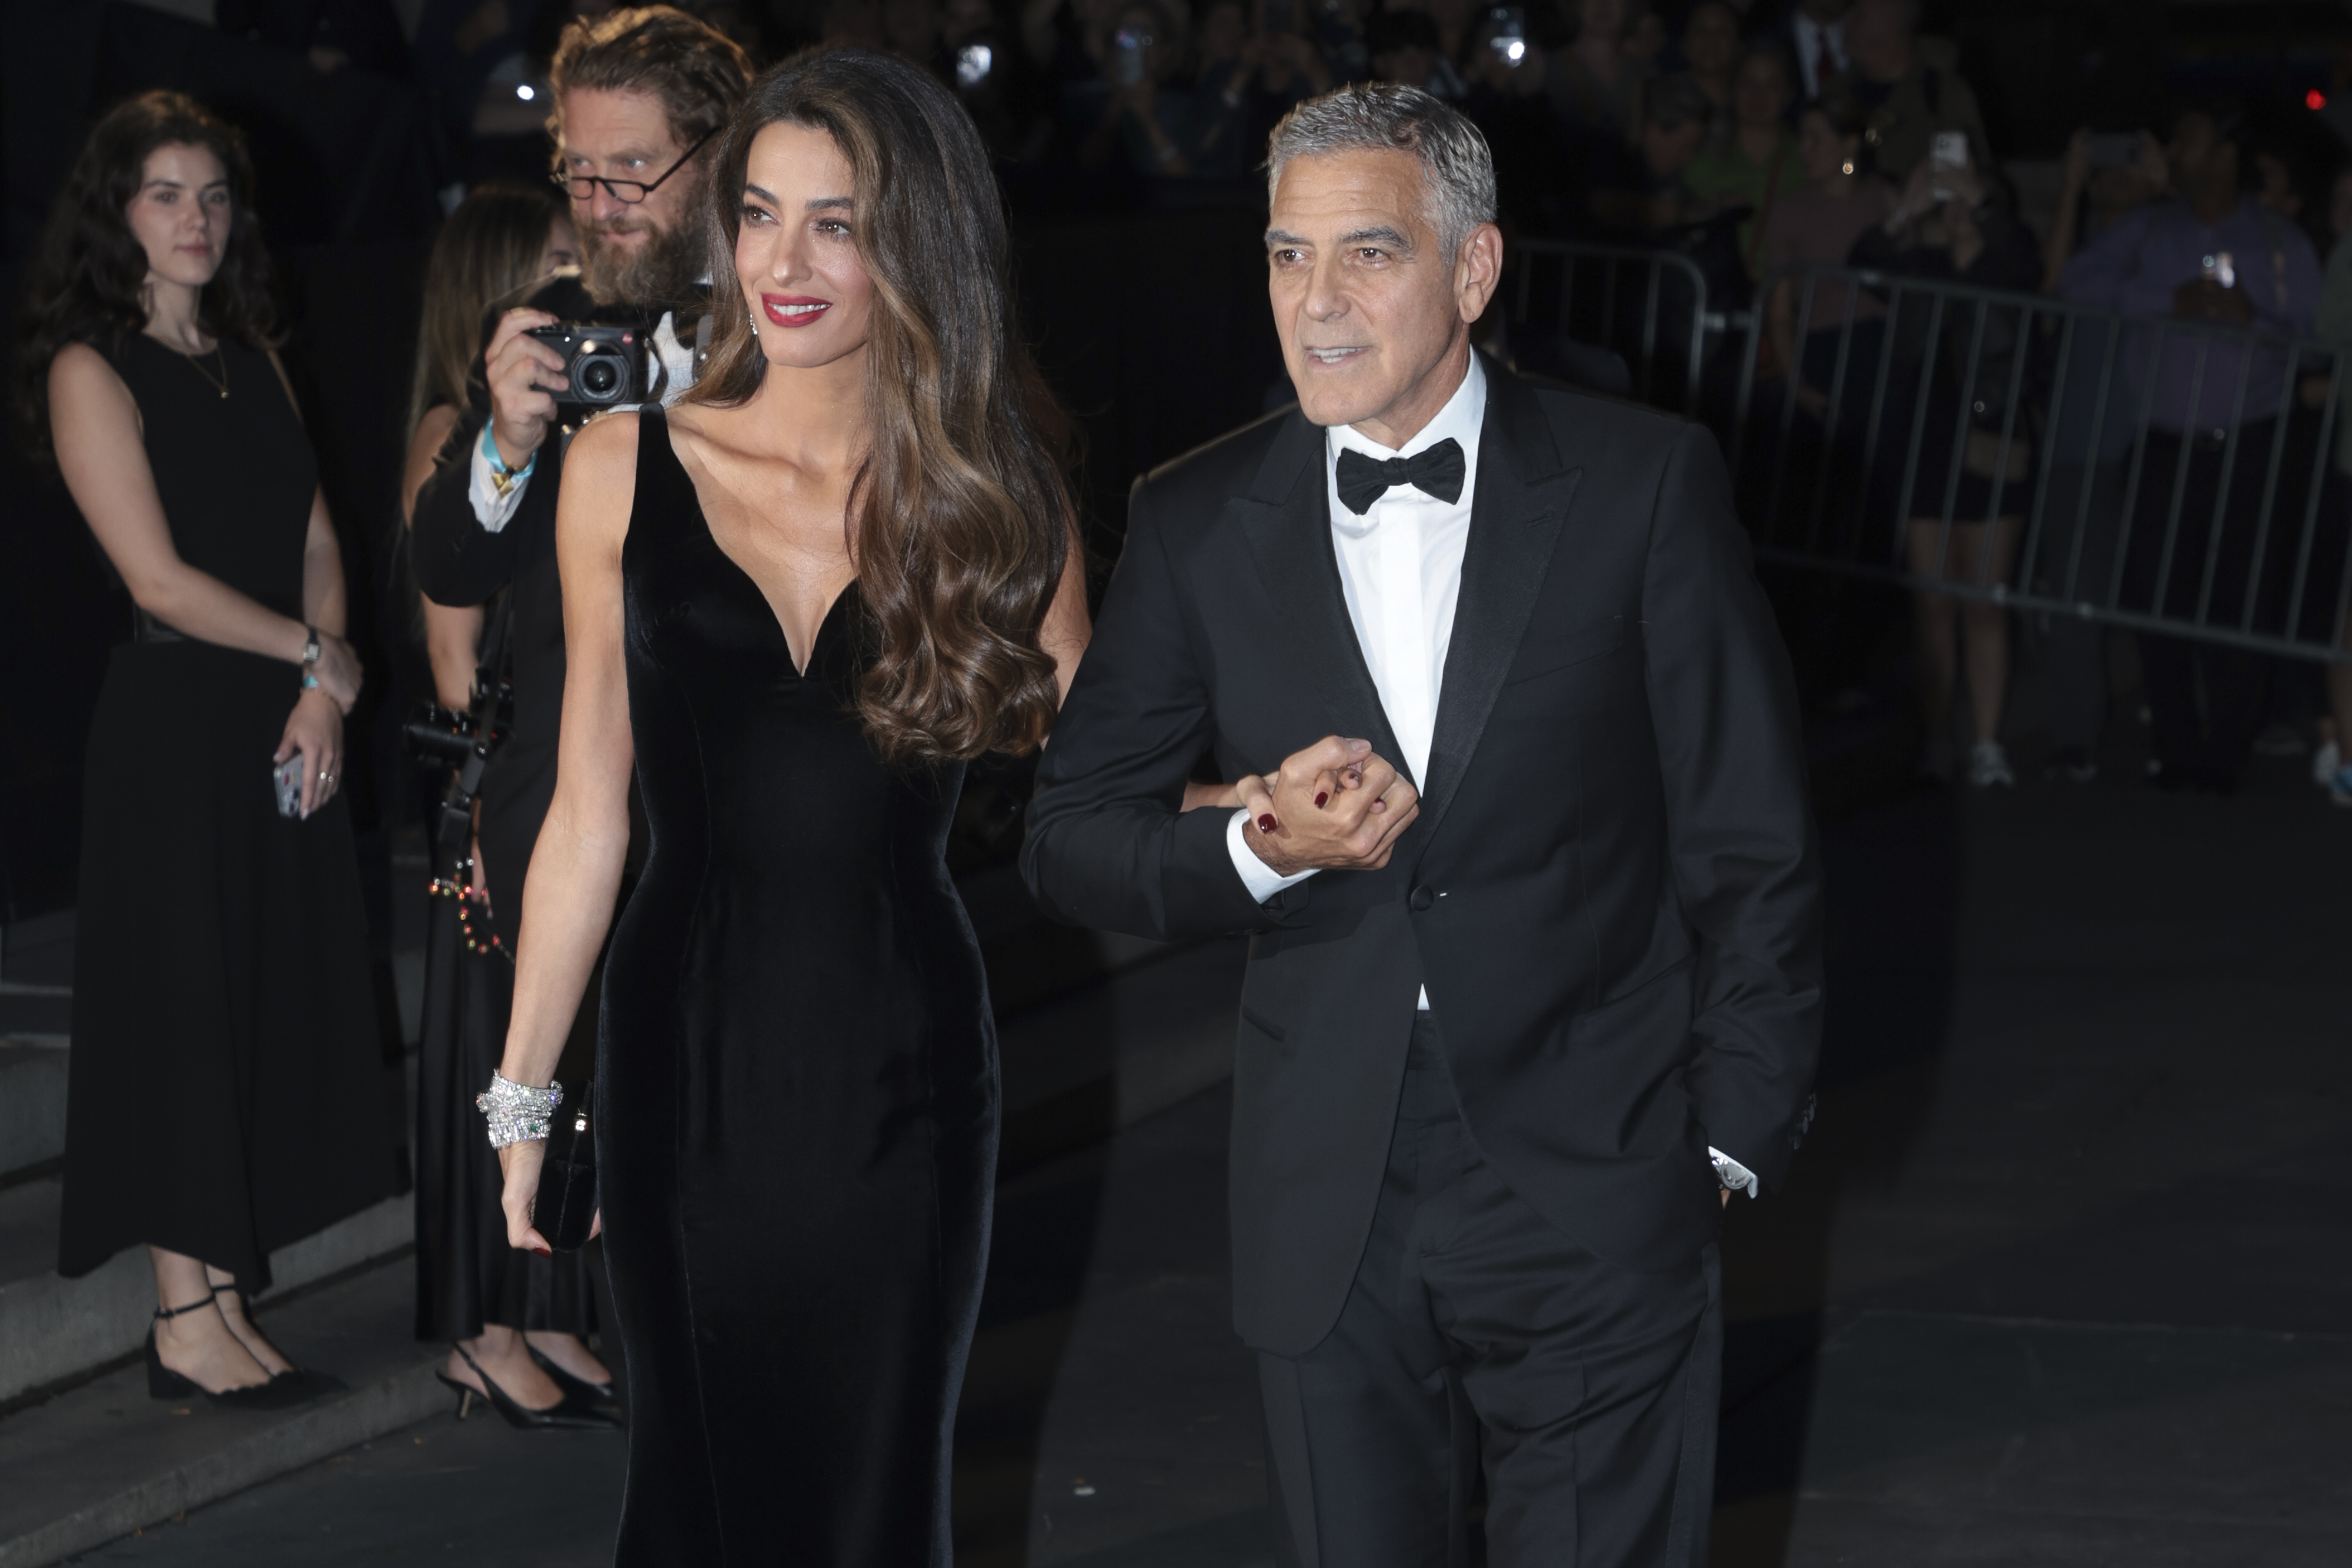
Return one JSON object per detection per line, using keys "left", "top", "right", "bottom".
{"left": 524, "top": 322, "right": 642, "bottom": 409}
{"left": 403, "top": 702, "right": 480, "bottom": 767}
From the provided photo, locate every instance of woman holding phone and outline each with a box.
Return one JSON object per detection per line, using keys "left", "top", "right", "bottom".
{"left": 23, "top": 91, "right": 398, "bottom": 1403}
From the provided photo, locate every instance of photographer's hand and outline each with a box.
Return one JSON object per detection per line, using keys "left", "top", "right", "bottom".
{"left": 484, "top": 307, "right": 569, "bottom": 471}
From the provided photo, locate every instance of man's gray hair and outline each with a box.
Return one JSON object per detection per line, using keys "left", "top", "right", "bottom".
{"left": 1265, "top": 83, "right": 1498, "bottom": 262}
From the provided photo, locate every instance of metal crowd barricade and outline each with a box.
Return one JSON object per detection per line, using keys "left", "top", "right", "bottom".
{"left": 1504, "top": 240, "right": 1714, "bottom": 418}
{"left": 1720, "top": 264, "right": 2352, "bottom": 666}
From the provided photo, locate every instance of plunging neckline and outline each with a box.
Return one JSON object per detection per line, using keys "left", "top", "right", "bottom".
{"left": 659, "top": 413, "right": 854, "bottom": 680}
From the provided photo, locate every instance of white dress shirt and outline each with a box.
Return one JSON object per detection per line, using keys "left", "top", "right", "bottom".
{"left": 1218, "top": 354, "right": 1759, "bottom": 1196}
{"left": 1790, "top": 12, "right": 1848, "bottom": 101}
{"left": 465, "top": 308, "right": 704, "bottom": 531}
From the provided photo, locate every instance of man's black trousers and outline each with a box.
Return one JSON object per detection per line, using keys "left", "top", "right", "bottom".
{"left": 1257, "top": 1011, "right": 1722, "bottom": 1568}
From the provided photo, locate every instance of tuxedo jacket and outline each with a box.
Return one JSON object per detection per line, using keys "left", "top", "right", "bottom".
{"left": 1020, "top": 362, "right": 1824, "bottom": 1356}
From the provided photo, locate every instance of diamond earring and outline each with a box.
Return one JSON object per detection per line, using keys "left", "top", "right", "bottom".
{"left": 749, "top": 307, "right": 759, "bottom": 337}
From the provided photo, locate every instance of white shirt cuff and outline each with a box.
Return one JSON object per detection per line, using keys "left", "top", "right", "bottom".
{"left": 467, "top": 429, "right": 531, "bottom": 533}
{"left": 1225, "top": 808, "right": 1317, "bottom": 904}
{"left": 1710, "top": 1147, "right": 1759, "bottom": 1198}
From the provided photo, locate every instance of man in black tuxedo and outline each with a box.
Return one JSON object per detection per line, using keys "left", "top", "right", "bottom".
{"left": 1021, "top": 83, "right": 1822, "bottom": 1566}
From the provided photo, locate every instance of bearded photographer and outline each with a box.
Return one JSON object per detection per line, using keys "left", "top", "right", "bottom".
{"left": 406, "top": 5, "right": 750, "bottom": 1417}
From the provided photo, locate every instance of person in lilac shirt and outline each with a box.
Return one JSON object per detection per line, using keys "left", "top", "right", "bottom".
{"left": 2058, "top": 99, "right": 2324, "bottom": 792}
{"left": 2061, "top": 105, "right": 2321, "bottom": 436}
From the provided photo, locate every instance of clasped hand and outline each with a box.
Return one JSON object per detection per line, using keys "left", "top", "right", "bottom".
{"left": 1237, "top": 735, "right": 1420, "bottom": 878}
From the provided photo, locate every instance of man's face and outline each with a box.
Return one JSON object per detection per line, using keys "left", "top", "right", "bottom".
{"left": 2166, "top": 113, "right": 2236, "bottom": 199}
{"left": 1266, "top": 148, "right": 1496, "bottom": 444}
{"left": 1732, "top": 53, "right": 1792, "bottom": 131}
{"left": 1643, "top": 116, "right": 1705, "bottom": 180}
{"left": 559, "top": 86, "right": 709, "bottom": 306}
{"left": 1845, "top": 0, "right": 1907, "bottom": 82}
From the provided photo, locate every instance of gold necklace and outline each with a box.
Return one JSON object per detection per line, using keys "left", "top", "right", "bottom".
{"left": 162, "top": 337, "right": 229, "bottom": 399}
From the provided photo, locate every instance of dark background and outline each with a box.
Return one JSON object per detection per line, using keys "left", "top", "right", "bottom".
{"left": 1, "top": 0, "right": 2338, "bottom": 922}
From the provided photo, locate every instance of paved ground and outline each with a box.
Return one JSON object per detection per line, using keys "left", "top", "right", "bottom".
{"left": 62, "top": 699, "right": 2352, "bottom": 1567}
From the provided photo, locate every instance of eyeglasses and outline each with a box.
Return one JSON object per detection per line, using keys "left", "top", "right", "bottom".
{"left": 550, "top": 128, "right": 718, "bottom": 205}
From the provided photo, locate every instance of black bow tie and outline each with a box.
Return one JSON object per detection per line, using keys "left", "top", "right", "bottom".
{"left": 1335, "top": 438, "right": 1466, "bottom": 516}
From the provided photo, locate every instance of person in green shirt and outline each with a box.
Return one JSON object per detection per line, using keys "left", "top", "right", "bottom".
{"left": 1683, "top": 42, "right": 1807, "bottom": 286}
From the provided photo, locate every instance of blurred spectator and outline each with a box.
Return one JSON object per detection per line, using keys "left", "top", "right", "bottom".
{"left": 1458, "top": 2, "right": 1569, "bottom": 232}
{"left": 1625, "top": 1, "right": 1668, "bottom": 75}
{"left": 1760, "top": 90, "right": 1894, "bottom": 406}
{"left": 2062, "top": 99, "right": 2324, "bottom": 792}
{"left": 2301, "top": 163, "right": 2352, "bottom": 801}
{"left": 1074, "top": 0, "right": 1204, "bottom": 176}
{"left": 1837, "top": 0, "right": 1990, "bottom": 187}
{"left": 1588, "top": 73, "right": 1710, "bottom": 232}
{"left": 1763, "top": 0, "right": 1849, "bottom": 103}
{"left": 2035, "top": 125, "right": 2169, "bottom": 782}
{"left": 395, "top": 180, "right": 613, "bottom": 1420}
{"left": 886, "top": 0, "right": 948, "bottom": 68}
{"left": 1188, "top": 1, "right": 1267, "bottom": 176}
{"left": 1850, "top": 157, "right": 2043, "bottom": 787}
{"left": 943, "top": 0, "right": 1037, "bottom": 158}
{"left": 1366, "top": 8, "right": 1461, "bottom": 100}
{"left": 824, "top": 0, "right": 888, "bottom": 48}
{"left": 1685, "top": 42, "right": 1805, "bottom": 286}
{"left": 1023, "top": 0, "right": 1115, "bottom": 81}
{"left": 219, "top": 0, "right": 410, "bottom": 75}
{"left": 1678, "top": 1, "right": 1742, "bottom": 142}
{"left": 1548, "top": 0, "right": 1648, "bottom": 153}
{"left": 1237, "top": 0, "right": 1338, "bottom": 108}
{"left": 2042, "top": 126, "right": 2169, "bottom": 293}
{"left": 1313, "top": 0, "right": 1373, "bottom": 83}
{"left": 1370, "top": 2, "right": 1468, "bottom": 99}
{"left": 1393, "top": 0, "right": 1481, "bottom": 73}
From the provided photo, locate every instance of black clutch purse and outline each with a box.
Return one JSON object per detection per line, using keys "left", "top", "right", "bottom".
{"left": 540, "top": 1081, "right": 599, "bottom": 1253}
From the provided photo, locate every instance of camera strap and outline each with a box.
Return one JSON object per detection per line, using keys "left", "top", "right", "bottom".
{"left": 432, "top": 587, "right": 518, "bottom": 865}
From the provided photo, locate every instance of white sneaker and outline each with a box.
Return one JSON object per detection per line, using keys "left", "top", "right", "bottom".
{"left": 2315, "top": 740, "right": 2341, "bottom": 787}
{"left": 1967, "top": 739, "right": 2016, "bottom": 788}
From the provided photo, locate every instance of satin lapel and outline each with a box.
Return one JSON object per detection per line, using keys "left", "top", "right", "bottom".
{"left": 1232, "top": 410, "right": 1409, "bottom": 771}
{"left": 1418, "top": 371, "right": 1581, "bottom": 841}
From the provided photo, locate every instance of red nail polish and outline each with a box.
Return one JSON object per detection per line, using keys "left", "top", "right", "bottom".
{"left": 1314, "top": 791, "right": 1329, "bottom": 808}
{"left": 1257, "top": 814, "right": 1278, "bottom": 833}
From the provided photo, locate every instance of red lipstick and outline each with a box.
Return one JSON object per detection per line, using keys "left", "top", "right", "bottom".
{"left": 761, "top": 293, "right": 831, "bottom": 329}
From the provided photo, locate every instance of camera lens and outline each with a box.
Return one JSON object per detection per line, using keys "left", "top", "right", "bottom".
{"left": 581, "top": 357, "right": 620, "bottom": 397}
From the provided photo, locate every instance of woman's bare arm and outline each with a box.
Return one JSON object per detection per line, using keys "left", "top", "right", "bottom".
{"left": 402, "top": 403, "right": 485, "bottom": 708}
{"left": 50, "top": 344, "right": 359, "bottom": 704}
{"left": 496, "top": 412, "right": 637, "bottom": 1100}
{"left": 300, "top": 484, "right": 346, "bottom": 637}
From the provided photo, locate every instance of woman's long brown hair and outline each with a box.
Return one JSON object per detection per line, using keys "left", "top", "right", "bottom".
{"left": 686, "top": 48, "right": 1074, "bottom": 765}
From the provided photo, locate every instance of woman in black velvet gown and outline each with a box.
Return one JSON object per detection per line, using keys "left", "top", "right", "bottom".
{"left": 489, "top": 51, "right": 1089, "bottom": 1563}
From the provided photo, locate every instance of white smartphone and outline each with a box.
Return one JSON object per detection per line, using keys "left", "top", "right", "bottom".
{"left": 273, "top": 754, "right": 304, "bottom": 819}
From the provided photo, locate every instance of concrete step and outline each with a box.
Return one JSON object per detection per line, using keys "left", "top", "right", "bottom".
{"left": 0, "top": 1251, "right": 468, "bottom": 1568}
{"left": 0, "top": 926, "right": 1245, "bottom": 1563}
{"left": 0, "top": 1192, "right": 413, "bottom": 1409}
{"left": 0, "top": 1041, "right": 66, "bottom": 1178}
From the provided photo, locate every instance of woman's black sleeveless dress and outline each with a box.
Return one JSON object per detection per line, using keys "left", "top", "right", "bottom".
{"left": 57, "top": 334, "right": 401, "bottom": 1288}
{"left": 600, "top": 410, "right": 997, "bottom": 1564}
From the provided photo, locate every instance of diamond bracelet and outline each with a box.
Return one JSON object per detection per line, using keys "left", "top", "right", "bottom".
{"left": 476, "top": 1073, "right": 564, "bottom": 1148}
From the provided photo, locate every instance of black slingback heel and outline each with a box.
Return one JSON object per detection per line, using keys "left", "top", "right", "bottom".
{"left": 435, "top": 1342, "right": 616, "bottom": 1429}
